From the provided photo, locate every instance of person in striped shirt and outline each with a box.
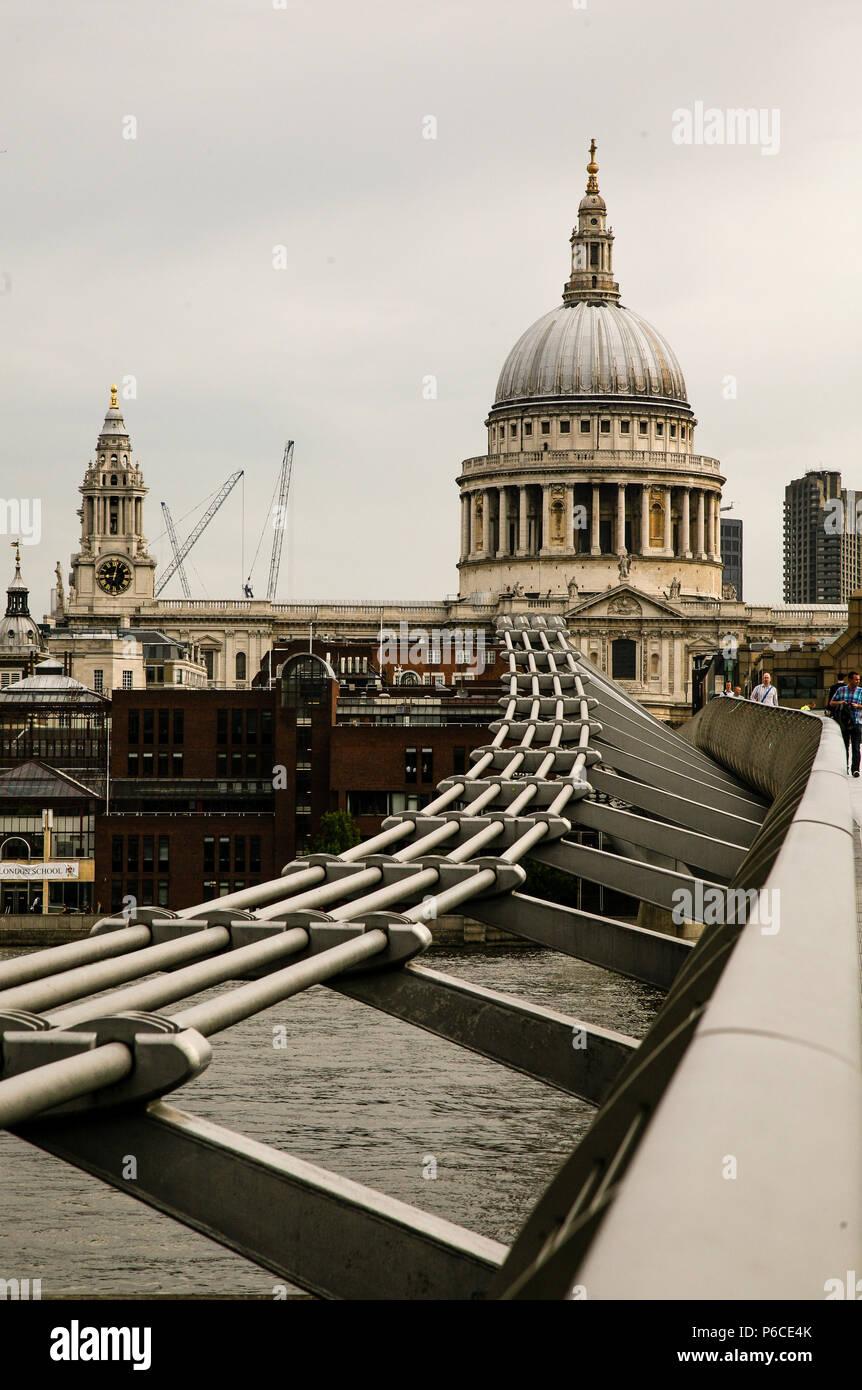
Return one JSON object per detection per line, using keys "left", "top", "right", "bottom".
{"left": 829, "top": 671, "right": 862, "bottom": 777}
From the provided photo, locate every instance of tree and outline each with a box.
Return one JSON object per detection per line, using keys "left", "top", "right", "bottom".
{"left": 311, "top": 810, "right": 361, "bottom": 855}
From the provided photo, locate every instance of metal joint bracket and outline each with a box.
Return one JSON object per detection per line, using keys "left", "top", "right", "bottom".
{"left": 241, "top": 912, "right": 430, "bottom": 975}
{"left": 1, "top": 1011, "right": 212, "bottom": 1113}
{"left": 523, "top": 813, "right": 572, "bottom": 842}
{"left": 90, "top": 906, "right": 178, "bottom": 938}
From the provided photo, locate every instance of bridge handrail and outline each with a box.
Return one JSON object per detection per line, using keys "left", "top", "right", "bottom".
{"left": 566, "top": 707, "right": 862, "bottom": 1298}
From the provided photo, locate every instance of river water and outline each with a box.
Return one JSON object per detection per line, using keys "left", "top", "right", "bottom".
{"left": 0, "top": 945, "right": 661, "bottom": 1298}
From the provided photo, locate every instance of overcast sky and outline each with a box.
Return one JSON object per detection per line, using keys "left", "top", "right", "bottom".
{"left": 1, "top": 0, "right": 860, "bottom": 612}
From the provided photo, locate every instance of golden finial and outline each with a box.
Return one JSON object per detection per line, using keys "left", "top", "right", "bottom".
{"left": 586, "top": 138, "right": 599, "bottom": 193}
{"left": 110, "top": 383, "right": 118, "bottom": 408}
{"left": 10, "top": 538, "right": 20, "bottom": 570}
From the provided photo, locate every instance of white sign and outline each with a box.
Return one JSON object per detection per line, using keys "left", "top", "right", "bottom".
{"left": 0, "top": 862, "right": 80, "bottom": 881}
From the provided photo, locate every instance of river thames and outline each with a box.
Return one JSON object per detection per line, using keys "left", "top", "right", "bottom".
{"left": 0, "top": 944, "right": 660, "bottom": 1298}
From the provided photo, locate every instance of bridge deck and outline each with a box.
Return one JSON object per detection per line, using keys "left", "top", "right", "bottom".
{"left": 849, "top": 777, "right": 862, "bottom": 994}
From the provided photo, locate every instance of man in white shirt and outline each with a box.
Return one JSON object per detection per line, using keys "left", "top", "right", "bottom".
{"left": 750, "top": 672, "right": 778, "bottom": 707}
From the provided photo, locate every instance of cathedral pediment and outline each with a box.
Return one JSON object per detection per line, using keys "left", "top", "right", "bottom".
{"left": 565, "top": 584, "right": 683, "bottom": 621}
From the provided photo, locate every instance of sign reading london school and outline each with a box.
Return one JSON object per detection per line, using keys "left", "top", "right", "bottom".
{"left": 0, "top": 862, "right": 80, "bottom": 881}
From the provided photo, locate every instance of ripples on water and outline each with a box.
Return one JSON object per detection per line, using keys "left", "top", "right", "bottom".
{"left": 0, "top": 945, "right": 661, "bottom": 1297}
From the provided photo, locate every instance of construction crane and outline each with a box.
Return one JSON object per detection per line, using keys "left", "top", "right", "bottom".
{"left": 244, "top": 442, "right": 294, "bottom": 601}
{"left": 160, "top": 502, "right": 191, "bottom": 600}
{"left": 155, "top": 470, "right": 244, "bottom": 597}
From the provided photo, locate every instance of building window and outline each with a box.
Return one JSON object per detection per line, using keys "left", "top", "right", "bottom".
{"left": 202, "top": 880, "right": 217, "bottom": 901}
{"left": 127, "top": 836, "right": 139, "bottom": 873}
{"left": 112, "top": 835, "right": 123, "bottom": 872}
{"left": 580, "top": 419, "right": 590, "bottom": 434}
{"left": 261, "top": 711, "right": 273, "bottom": 746}
{"left": 639, "top": 421, "right": 648, "bottom": 435}
{"left": 127, "top": 752, "right": 138, "bottom": 776}
{"left": 158, "top": 750, "right": 169, "bottom": 776}
{"left": 524, "top": 422, "right": 532, "bottom": 437}
{"left": 216, "top": 751, "right": 227, "bottom": 776}
{"left": 681, "top": 425, "right": 687, "bottom": 439}
{"left": 250, "top": 836, "right": 261, "bottom": 873}
{"left": 158, "top": 709, "right": 169, "bottom": 743}
{"left": 234, "top": 837, "right": 246, "bottom": 873}
{"left": 122, "top": 670, "right": 133, "bottom": 689}
{"left": 172, "top": 752, "right": 183, "bottom": 776}
{"left": 231, "top": 751, "right": 243, "bottom": 776}
{"left": 612, "top": 638, "right": 637, "bottom": 681}
{"left": 219, "top": 836, "right": 230, "bottom": 872}
{"left": 656, "top": 422, "right": 664, "bottom": 437}
{"left": 173, "top": 710, "right": 184, "bottom": 744}
{"left": 217, "top": 709, "right": 228, "bottom": 743}
{"left": 203, "top": 837, "right": 215, "bottom": 873}
{"left": 670, "top": 423, "right": 677, "bottom": 438}
{"left": 246, "top": 711, "right": 257, "bottom": 744}
{"left": 142, "top": 836, "right": 154, "bottom": 873}
{"left": 158, "top": 880, "right": 169, "bottom": 907}
{"left": 453, "top": 746, "right": 467, "bottom": 775}
{"left": 128, "top": 709, "right": 139, "bottom": 742}
{"left": 541, "top": 421, "right": 550, "bottom": 435}
{"left": 559, "top": 420, "right": 570, "bottom": 433}
{"left": 143, "top": 710, "right": 154, "bottom": 744}
{"left": 93, "top": 669, "right": 104, "bottom": 693}
{"left": 142, "top": 752, "right": 154, "bottom": 776}
{"left": 510, "top": 423, "right": 517, "bottom": 437}
{"left": 235, "top": 652, "right": 247, "bottom": 682}
{"left": 600, "top": 419, "right": 610, "bottom": 434}
{"left": 246, "top": 751, "right": 258, "bottom": 776}
{"left": 158, "top": 835, "right": 169, "bottom": 870}
{"left": 620, "top": 420, "right": 630, "bottom": 434}
{"left": 232, "top": 709, "right": 243, "bottom": 743}
{"left": 421, "top": 748, "right": 433, "bottom": 783}
{"left": 405, "top": 747, "right": 417, "bottom": 784}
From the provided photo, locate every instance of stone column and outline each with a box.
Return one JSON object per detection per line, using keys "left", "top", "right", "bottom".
{"left": 706, "top": 492, "right": 715, "bottom": 559}
{"left": 460, "top": 493, "right": 470, "bottom": 562}
{"left": 541, "top": 485, "right": 551, "bottom": 555}
{"left": 591, "top": 483, "right": 601, "bottom": 555}
{"left": 565, "top": 483, "right": 575, "bottom": 552}
{"left": 663, "top": 486, "right": 672, "bottom": 555}
{"left": 518, "top": 486, "right": 529, "bottom": 555}
{"left": 483, "top": 488, "right": 493, "bottom": 557}
{"left": 616, "top": 483, "right": 626, "bottom": 554}
{"left": 640, "top": 485, "right": 649, "bottom": 553}
{"left": 712, "top": 495, "right": 722, "bottom": 560}
{"left": 498, "top": 488, "right": 509, "bottom": 557}
{"left": 696, "top": 490, "right": 706, "bottom": 558}
{"left": 681, "top": 488, "right": 692, "bottom": 558}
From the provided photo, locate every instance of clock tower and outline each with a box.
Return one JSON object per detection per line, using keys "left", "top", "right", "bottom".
{"left": 68, "top": 386, "right": 156, "bottom": 615}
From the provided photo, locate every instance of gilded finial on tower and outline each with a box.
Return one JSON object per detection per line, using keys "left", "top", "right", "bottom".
{"left": 10, "top": 538, "right": 20, "bottom": 571}
{"left": 110, "top": 383, "right": 118, "bottom": 408}
{"left": 586, "top": 138, "right": 599, "bottom": 193}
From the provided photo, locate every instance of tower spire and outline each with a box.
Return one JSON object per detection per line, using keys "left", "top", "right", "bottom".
{"left": 586, "top": 138, "right": 599, "bottom": 193}
{"left": 110, "top": 383, "right": 118, "bottom": 409}
{"left": 562, "top": 138, "right": 620, "bottom": 305}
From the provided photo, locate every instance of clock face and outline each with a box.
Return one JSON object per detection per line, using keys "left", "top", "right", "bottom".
{"left": 96, "top": 558, "right": 133, "bottom": 595}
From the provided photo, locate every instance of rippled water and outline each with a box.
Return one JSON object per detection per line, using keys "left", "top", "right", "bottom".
{"left": 0, "top": 945, "right": 660, "bottom": 1297}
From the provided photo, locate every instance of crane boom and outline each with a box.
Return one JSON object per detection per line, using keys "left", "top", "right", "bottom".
{"left": 160, "top": 502, "right": 191, "bottom": 599}
{"left": 266, "top": 441, "right": 294, "bottom": 602}
{"left": 155, "top": 471, "right": 244, "bottom": 597}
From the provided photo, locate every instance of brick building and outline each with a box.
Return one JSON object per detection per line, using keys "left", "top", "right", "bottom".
{"left": 96, "top": 639, "right": 503, "bottom": 912}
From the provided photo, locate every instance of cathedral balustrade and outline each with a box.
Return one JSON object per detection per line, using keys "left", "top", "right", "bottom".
{"left": 459, "top": 449, "right": 722, "bottom": 476}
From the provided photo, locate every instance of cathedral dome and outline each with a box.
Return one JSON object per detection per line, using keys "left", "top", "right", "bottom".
{"left": 494, "top": 299, "right": 688, "bottom": 407}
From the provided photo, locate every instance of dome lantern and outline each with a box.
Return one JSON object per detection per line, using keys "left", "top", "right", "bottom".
{"left": 563, "top": 139, "right": 620, "bottom": 306}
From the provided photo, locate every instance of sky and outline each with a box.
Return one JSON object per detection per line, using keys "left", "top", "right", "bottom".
{"left": 1, "top": 0, "right": 860, "bottom": 612}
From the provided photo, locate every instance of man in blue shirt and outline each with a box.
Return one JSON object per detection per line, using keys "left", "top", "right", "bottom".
{"left": 829, "top": 671, "right": 862, "bottom": 776}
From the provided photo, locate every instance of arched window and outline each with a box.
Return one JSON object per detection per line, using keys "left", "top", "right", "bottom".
{"left": 110, "top": 475, "right": 117, "bottom": 486}
{"left": 397, "top": 670, "right": 421, "bottom": 686}
{"left": 235, "top": 652, "right": 247, "bottom": 681}
{"left": 110, "top": 454, "right": 118, "bottom": 465}
{"left": 123, "top": 454, "right": 128, "bottom": 465}
{"left": 612, "top": 638, "right": 637, "bottom": 681}
{"left": 282, "top": 653, "right": 336, "bottom": 708}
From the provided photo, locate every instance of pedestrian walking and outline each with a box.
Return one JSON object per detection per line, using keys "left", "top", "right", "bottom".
{"left": 829, "top": 671, "right": 862, "bottom": 776}
{"left": 750, "top": 672, "right": 778, "bottom": 707}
